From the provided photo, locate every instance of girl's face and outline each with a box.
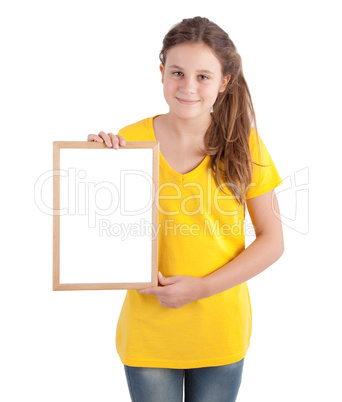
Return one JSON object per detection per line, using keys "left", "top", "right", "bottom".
{"left": 161, "top": 42, "right": 230, "bottom": 121}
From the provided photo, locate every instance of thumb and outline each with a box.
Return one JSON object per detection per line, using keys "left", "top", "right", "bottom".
{"left": 158, "top": 271, "right": 174, "bottom": 286}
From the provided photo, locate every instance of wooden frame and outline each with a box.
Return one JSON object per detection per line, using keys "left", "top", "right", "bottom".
{"left": 53, "top": 141, "right": 159, "bottom": 290}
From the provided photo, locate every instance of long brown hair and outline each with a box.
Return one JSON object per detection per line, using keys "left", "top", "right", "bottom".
{"left": 160, "top": 16, "right": 259, "bottom": 205}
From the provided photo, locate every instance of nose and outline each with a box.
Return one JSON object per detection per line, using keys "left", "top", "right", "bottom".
{"left": 179, "top": 76, "right": 197, "bottom": 94}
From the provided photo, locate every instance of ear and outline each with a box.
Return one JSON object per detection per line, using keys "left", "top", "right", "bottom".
{"left": 219, "top": 75, "right": 231, "bottom": 93}
{"left": 160, "top": 63, "right": 164, "bottom": 84}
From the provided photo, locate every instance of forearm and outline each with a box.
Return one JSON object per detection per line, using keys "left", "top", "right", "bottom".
{"left": 200, "top": 234, "right": 284, "bottom": 299}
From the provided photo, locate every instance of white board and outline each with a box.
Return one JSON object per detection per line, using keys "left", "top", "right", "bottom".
{"left": 53, "top": 141, "right": 159, "bottom": 290}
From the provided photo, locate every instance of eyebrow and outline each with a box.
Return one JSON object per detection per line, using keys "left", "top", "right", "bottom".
{"left": 168, "top": 64, "right": 215, "bottom": 75}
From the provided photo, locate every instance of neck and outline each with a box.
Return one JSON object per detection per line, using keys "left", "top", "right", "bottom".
{"left": 164, "top": 111, "right": 212, "bottom": 143}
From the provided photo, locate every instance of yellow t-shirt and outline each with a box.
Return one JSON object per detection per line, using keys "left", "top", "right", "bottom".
{"left": 115, "top": 115, "right": 283, "bottom": 369}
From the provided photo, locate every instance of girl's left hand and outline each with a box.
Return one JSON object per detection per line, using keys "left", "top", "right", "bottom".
{"left": 139, "top": 272, "right": 204, "bottom": 309}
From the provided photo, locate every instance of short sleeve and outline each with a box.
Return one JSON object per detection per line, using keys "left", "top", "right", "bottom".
{"left": 246, "top": 128, "right": 283, "bottom": 199}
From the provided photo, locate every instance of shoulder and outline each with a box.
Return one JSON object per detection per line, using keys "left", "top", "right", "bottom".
{"left": 248, "top": 126, "right": 262, "bottom": 153}
{"left": 248, "top": 126, "right": 272, "bottom": 165}
{"left": 246, "top": 126, "right": 283, "bottom": 199}
{"left": 118, "top": 116, "right": 158, "bottom": 141}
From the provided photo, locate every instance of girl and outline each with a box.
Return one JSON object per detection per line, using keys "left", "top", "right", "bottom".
{"left": 88, "top": 16, "right": 284, "bottom": 402}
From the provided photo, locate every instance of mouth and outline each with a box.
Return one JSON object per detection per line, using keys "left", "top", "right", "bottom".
{"left": 176, "top": 98, "right": 200, "bottom": 106}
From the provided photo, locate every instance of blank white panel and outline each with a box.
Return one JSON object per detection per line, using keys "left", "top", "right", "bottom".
{"left": 59, "top": 148, "right": 153, "bottom": 284}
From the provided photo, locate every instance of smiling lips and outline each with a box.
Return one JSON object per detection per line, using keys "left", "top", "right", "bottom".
{"left": 176, "top": 97, "right": 200, "bottom": 105}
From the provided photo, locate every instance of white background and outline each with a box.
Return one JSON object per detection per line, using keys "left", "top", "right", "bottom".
{"left": 0, "top": 0, "right": 341, "bottom": 401}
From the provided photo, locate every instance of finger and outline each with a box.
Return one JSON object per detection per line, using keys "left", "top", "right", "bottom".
{"left": 116, "top": 134, "right": 126, "bottom": 147}
{"left": 139, "top": 287, "right": 157, "bottom": 295}
{"left": 87, "top": 134, "right": 103, "bottom": 143}
{"left": 108, "top": 133, "right": 120, "bottom": 149}
{"left": 108, "top": 133, "right": 126, "bottom": 150}
{"left": 158, "top": 271, "right": 166, "bottom": 286}
{"left": 158, "top": 272, "right": 177, "bottom": 286}
{"left": 139, "top": 286, "right": 168, "bottom": 297}
{"left": 98, "top": 131, "right": 113, "bottom": 148}
{"left": 138, "top": 288, "right": 151, "bottom": 295}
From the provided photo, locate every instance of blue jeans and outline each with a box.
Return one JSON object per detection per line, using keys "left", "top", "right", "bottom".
{"left": 124, "top": 358, "right": 244, "bottom": 402}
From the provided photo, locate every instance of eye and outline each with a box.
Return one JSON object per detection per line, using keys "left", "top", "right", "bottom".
{"left": 199, "top": 75, "right": 209, "bottom": 80}
{"left": 172, "top": 71, "right": 184, "bottom": 77}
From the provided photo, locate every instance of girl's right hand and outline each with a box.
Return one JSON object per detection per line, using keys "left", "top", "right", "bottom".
{"left": 87, "top": 132, "right": 126, "bottom": 149}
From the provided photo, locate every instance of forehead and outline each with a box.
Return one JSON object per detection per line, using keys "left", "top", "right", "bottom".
{"left": 165, "top": 42, "right": 222, "bottom": 72}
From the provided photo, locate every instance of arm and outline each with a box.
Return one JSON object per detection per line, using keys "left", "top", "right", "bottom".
{"left": 140, "top": 189, "right": 284, "bottom": 308}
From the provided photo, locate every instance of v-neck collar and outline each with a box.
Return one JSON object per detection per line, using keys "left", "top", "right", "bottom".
{"left": 149, "top": 115, "right": 211, "bottom": 182}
